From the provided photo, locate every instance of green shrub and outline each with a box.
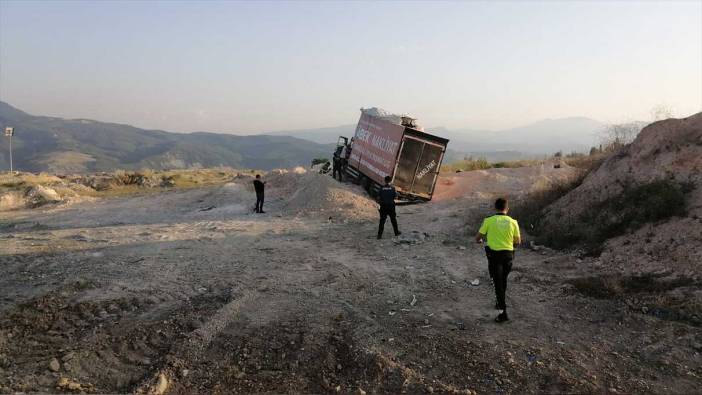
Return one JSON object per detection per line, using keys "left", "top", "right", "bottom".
{"left": 510, "top": 172, "right": 588, "bottom": 239}
{"left": 519, "top": 179, "right": 691, "bottom": 253}
{"left": 1, "top": 181, "right": 25, "bottom": 188}
{"left": 583, "top": 180, "right": 687, "bottom": 244}
{"left": 441, "top": 157, "right": 491, "bottom": 172}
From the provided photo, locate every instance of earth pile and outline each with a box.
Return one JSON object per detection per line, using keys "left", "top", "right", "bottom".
{"left": 537, "top": 113, "right": 702, "bottom": 325}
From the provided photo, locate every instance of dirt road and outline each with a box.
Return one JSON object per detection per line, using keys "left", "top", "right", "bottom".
{"left": 1, "top": 170, "right": 700, "bottom": 394}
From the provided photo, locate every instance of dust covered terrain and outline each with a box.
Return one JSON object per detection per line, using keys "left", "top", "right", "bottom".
{"left": 1, "top": 165, "right": 700, "bottom": 394}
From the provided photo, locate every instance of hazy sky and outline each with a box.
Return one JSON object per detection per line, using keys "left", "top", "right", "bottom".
{"left": 0, "top": 0, "right": 700, "bottom": 134}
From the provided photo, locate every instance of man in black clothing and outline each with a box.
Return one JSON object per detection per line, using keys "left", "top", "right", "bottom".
{"left": 253, "top": 174, "right": 266, "bottom": 213}
{"left": 332, "top": 147, "right": 342, "bottom": 181}
{"left": 377, "top": 176, "right": 401, "bottom": 239}
{"left": 341, "top": 142, "right": 351, "bottom": 175}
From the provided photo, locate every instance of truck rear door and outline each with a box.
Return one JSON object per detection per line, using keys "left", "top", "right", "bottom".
{"left": 393, "top": 133, "right": 446, "bottom": 200}
{"left": 410, "top": 142, "right": 444, "bottom": 196}
{"left": 393, "top": 138, "right": 424, "bottom": 192}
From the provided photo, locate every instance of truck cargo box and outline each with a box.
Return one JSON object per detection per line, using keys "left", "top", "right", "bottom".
{"left": 344, "top": 108, "right": 449, "bottom": 201}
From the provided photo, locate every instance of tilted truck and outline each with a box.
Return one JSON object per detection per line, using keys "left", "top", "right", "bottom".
{"left": 339, "top": 108, "right": 449, "bottom": 201}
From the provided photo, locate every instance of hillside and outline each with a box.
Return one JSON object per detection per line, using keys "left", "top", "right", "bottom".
{"left": 539, "top": 113, "right": 702, "bottom": 251}
{"left": 0, "top": 102, "right": 333, "bottom": 173}
{"left": 529, "top": 113, "right": 702, "bottom": 327}
{"left": 268, "top": 124, "right": 356, "bottom": 145}
{"left": 0, "top": 101, "right": 609, "bottom": 173}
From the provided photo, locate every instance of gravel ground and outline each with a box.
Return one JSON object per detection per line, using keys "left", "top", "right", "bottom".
{"left": 0, "top": 169, "right": 700, "bottom": 394}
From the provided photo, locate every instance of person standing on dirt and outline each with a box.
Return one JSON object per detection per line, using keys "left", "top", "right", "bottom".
{"left": 340, "top": 143, "right": 350, "bottom": 176}
{"left": 253, "top": 174, "right": 266, "bottom": 213}
{"left": 377, "top": 176, "right": 401, "bottom": 239}
{"left": 475, "top": 197, "right": 521, "bottom": 323}
{"left": 332, "top": 147, "right": 342, "bottom": 181}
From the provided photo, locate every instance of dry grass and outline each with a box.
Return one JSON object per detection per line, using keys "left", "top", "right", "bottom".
{"left": 492, "top": 159, "right": 544, "bottom": 168}
{"left": 563, "top": 153, "right": 608, "bottom": 170}
{"left": 441, "top": 158, "right": 492, "bottom": 172}
{"left": 510, "top": 172, "right": 588, "bottom": 238}
{"left": 161, "top": 168, "right": 237, "bottom": 188}
{"left": 0, "top": 168, "right": 259, "bottom": 203}
{"left": 442, "top": 149, "right": 611, "bottom": 174}
{"left": 0, "top": 173, "right": 64, "bottom": 193}
{"left": 441, "top": 158, "right": 548, "bottom": 173}
{"left": 88, "top": 168, "right": 252, "bottom": 198}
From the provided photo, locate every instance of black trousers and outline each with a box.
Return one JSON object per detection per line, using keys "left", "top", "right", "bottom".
{"left": 378, "top": 205, "right": 399, "bottom": 237}
{"left": 486, "top": 248, "right": 514, "bottom": 311}
{"left": 332, "top": 163, "right": 342, "bottom": 181}
{"left": 255, "top": 192, "right": 264, "bottom": 213}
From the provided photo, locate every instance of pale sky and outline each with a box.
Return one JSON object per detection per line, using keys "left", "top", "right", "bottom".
{"left": 0, "top": 0, "right": 700, "bottom": 134}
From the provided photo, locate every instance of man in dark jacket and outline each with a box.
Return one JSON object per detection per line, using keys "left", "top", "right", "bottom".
{"left": 332, "top": 147, "right": 342, "bottom": 181}
{"left": 253, "top": 174, "right": 266, "bottom": 213}
{"left": 377, "top": 176, "right": 401, "bottom": 239}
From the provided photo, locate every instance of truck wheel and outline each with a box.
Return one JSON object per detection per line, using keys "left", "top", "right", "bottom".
{"left": 362, "top": 176, "right": 372, "bottom": 193}
{"left": 352, "top": 173, "right": 360, "bottom": 185}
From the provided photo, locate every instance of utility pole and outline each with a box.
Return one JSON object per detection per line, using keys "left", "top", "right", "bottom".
{"left": 4, "top": 127, "right": 14, "bottom": 173}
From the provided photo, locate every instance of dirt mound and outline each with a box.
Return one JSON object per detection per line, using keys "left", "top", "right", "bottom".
{"left": 536, "top": 113, "right": 702, "bottom": 320}
{"left": 270, "top": 172, "right": 377, "bottom": 221}
{"left": 539, "top": 113, "right": 702, "bottom": 253}
{"left": 0, "top": 173, "right": 92, "bottom": 211}
{"left": 545, "top": 113, "right": 702, "bottom": 222}
{"left": 0, "top": 170, "right": 173, "bottom": 211}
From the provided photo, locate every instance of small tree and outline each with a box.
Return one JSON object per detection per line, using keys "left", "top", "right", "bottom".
{"left": 600, "top": 123, "right": 642, "bottom": 152}
{"left": 650, "top": 104, "right": 674, "bottom": 121}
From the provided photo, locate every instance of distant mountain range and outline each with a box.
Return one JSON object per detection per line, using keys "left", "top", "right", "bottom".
{"left": 435, "top": 117, "right": 606, "bottom": 155}
{"left": 0, "top": 101, "right": 609, "bottom": 173}
{"left": 269, "top": 124, "right": 356, "bottom": 145}
{"left": 0, "top": 102, "right": 334, "bottom": 173}
{"left": 272, "top": 117, "right": 607, "bottom": 158}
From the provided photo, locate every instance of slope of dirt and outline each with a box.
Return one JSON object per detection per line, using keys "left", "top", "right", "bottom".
{"left": 544, "top": 113, "right": 702, "bottom": 223}
{"left": 1, "top": 167, "right": 700, "bottom": 394}
{"left": 528, "top": 114, "right": 702, "bottom": 339}
{"left": 277, "top": 172, "right": 378, "bottom": 221}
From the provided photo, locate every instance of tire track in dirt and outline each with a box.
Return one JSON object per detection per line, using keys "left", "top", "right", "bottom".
{"left": 136, "top": 287, "right": 259, "bottom": 394}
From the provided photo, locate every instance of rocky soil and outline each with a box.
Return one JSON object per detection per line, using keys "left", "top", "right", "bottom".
{"left": 0, "top": 168, "right": 700, "bottom": 394}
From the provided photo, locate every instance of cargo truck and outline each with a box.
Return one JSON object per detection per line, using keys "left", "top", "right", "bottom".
{"left": 340, "top": 108, "right": 449, "bottom": 202}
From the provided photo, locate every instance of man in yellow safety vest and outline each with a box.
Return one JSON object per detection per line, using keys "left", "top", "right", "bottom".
{"left": 476, "top": 197, "right": 521, "bottom": 323}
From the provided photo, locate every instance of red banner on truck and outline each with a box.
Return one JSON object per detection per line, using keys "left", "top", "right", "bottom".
{"left": 348, "top": 113, "right": 405, "bottom": 185}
